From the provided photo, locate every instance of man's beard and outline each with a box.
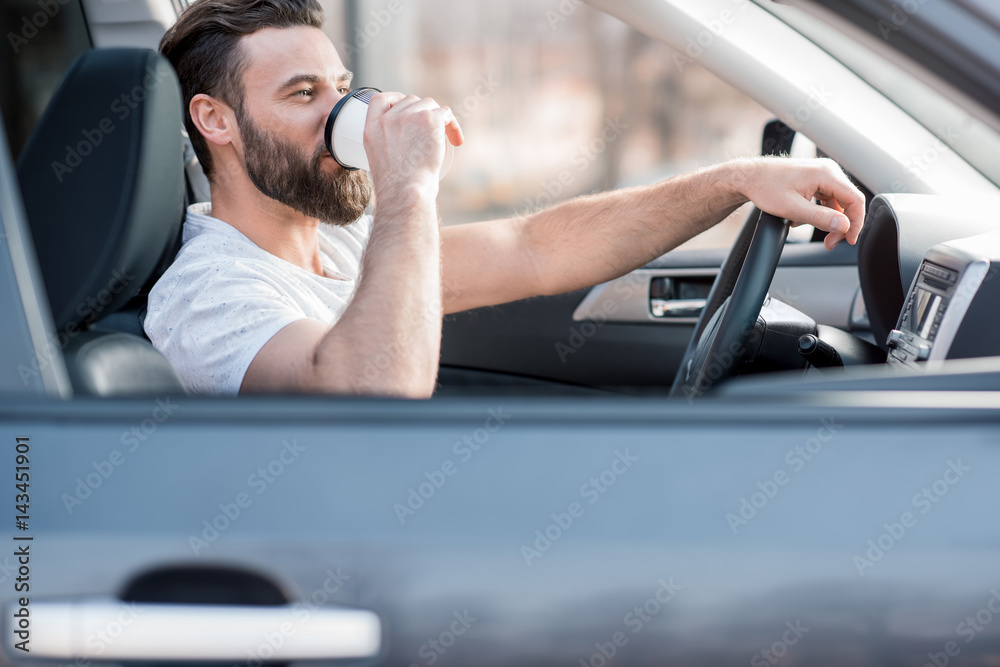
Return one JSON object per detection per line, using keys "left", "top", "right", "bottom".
{"left": 238, "top": 112, "right": 372, "bottom": 226}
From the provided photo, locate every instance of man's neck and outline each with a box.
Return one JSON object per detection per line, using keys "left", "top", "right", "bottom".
{"left": 209, "top": 181, "right": 325, "bottom": 276}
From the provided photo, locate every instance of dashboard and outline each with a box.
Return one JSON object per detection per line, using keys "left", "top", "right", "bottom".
{"left": 857, "top": 194, "right": 1000, "bottom": 359}
{"left": 888, "top": 230, "right": 1000, "bottom": 368}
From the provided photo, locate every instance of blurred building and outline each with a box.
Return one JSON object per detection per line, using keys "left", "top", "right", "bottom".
{"left": 325, "top": 0, "right": 775, "bottom": 247}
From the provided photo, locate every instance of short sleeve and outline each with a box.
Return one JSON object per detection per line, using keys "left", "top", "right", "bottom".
{"left": 144, "top": 259, "right": 309, "bottom": 395}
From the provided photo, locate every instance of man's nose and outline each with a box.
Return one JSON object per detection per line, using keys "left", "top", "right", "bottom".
{"left": 318, "top": 87, "right": 347, "bottom": 136}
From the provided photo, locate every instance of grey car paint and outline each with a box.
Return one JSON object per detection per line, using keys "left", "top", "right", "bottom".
{"left": 5, "top": 397, "right": 1000, "bottom": 665}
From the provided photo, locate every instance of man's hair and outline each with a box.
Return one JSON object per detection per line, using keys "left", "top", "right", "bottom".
{"left": 159, "top": 0, "right": 324, "bottom": 179}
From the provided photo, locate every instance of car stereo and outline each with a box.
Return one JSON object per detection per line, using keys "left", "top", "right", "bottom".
{"left": 888, "top": 229, "right": 1000, "bottom": 368}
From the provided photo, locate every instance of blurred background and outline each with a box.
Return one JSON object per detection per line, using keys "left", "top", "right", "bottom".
{"left": 321, "top": 0, "right": 775, "bottom": 249}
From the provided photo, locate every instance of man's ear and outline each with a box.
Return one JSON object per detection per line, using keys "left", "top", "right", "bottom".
{"left": 189, "top": 93, "right": 238, "bottom": 148}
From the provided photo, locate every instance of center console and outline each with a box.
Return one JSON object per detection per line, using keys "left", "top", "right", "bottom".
{"left": 888, "top": 229, "right": 1000, "bottom": 367}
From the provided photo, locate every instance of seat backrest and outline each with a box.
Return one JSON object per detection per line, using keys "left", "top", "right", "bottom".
{"left": 16, "top": 48, "right": 187, "bottom": 396}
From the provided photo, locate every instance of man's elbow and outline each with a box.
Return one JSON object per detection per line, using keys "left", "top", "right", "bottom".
{"left": 346, "top": 377, "right": 435, "bottom": 399}
{"left": 380, "top": 380, "right": 436, "bottom": 399}
{"left": 303, "top": 362, "right": 436, "bottom": 398}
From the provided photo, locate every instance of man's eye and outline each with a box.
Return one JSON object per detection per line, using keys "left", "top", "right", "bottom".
{"left": 338, "top": 87, "right": 350, "bottom": 95}
{"left": 295, "top": 89, "right": 314, "bottom": 97}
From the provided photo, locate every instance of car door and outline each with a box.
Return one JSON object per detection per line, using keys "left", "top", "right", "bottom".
{"left": 7, "top": 376, "right": 1000, "bottom": 666}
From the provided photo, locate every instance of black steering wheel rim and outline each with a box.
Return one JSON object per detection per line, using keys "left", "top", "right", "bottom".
{"left": 669, "top": 209, "right": 790, "bottom": 400}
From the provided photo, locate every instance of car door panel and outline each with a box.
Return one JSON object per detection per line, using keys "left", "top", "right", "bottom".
{"left": 442, "top": 289, "right": 693, "bottom": 388}
{"left": 8, "top": 397, "right": 1000, "bottom": 666}
{"left": 441, "top": 243, "right": 863, "bottom": 388}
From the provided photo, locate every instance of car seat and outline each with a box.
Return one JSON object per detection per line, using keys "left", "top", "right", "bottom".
{"left": 16, "top": 48, "right": 187, "bottom": 397}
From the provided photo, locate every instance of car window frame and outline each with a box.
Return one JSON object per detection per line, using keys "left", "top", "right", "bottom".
{"left": 0, "top": 111, "right": 72, "bottom": 398}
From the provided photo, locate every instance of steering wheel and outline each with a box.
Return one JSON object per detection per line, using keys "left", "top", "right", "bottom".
{"left": 669, "top": 209, "right": 790, "bottom": 400}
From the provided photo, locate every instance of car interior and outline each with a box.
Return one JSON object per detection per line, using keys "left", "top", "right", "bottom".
{"left": 4, "top": 0, "right": 1000, "bottom": 401}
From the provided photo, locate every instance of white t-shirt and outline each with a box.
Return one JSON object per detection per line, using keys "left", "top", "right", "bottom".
{"left": 144, "top": 203, "right": 372, "bottom": 395}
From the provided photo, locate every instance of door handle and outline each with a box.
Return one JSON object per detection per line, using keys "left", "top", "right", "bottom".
{"left": 5, "top": 598, "right": 381, "bottom": 661}
{"left": 651, "top": 298, "right": 706, "bottom": 319}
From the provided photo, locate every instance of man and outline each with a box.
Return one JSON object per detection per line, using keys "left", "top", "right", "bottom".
{"left": 147, "top": 0, "right": 865, "bottom": 398}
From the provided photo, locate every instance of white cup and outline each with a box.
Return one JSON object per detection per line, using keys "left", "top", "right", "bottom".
{"left": 324, "top": 87, "right": 454, "bottom": 180}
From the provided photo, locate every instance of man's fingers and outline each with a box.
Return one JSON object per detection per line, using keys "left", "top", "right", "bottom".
{"left": 786, "top": 195, "right": 850, "bottom": 235}
{"left": 843, "top": 196, "right": 866, "bottom": 245}
{"left": 824, "top": 230, "right": 846, "bottom": 251}
{"left": 818, "top": 196, "right": 844, "bottom": 214}
{"left": 748, "top": 158, "right": 866, "bottom": 251}
{"left": 813, "top": 197, "right": 848, "bottom": 248}
{"left": 441, "top": 106, "right": 465, "bottom": 147}
{"left": 383, "top": 94, "right": 425, "bottom": 115}
{"left": 815, "top": 166, "right": 866, "bottom": 244}
{"left": 372, "top": 95, "right": 464, "bottom": 146}
{"left": 366, "top": 91, "right": 407, "bottom": 120}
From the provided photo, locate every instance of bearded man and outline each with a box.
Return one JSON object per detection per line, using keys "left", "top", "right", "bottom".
{"left": 146, "top": 0, "right": 865, "bottom": 397}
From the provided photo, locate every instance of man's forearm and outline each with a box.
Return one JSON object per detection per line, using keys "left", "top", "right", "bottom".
{"left": 523, "top": 160, "right": 749, "bottom": 297}
{"left": 311, "top": 187, "right": 442, "bottom": 397}
{"left": 440, "top": 156, "right": 862, "bottom": 314}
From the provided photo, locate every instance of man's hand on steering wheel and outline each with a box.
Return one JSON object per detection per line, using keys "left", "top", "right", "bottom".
{"left": 669, "top": 157, "right": 867, "bottom": 399}
{"left": 735, "top": 157, "right": 867, "bottom": 249}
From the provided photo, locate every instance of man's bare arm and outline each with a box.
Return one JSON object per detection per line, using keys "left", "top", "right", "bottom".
{"left": 242, "top": 93, "right": 463, "bottom": 397}
{"left": 440, "top": 157, "right": 865, "bottom": 314}
{"left": 241, "top": 189, "right": 442, "bottom": 397}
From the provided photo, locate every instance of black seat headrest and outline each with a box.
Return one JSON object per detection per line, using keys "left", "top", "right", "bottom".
{"left": 16, "top": 48, "right": 184, "bottom": 332}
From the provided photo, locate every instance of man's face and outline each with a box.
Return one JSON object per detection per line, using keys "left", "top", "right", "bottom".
{"left": 234, "top": 26, "right": 371, "bottom": 225}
